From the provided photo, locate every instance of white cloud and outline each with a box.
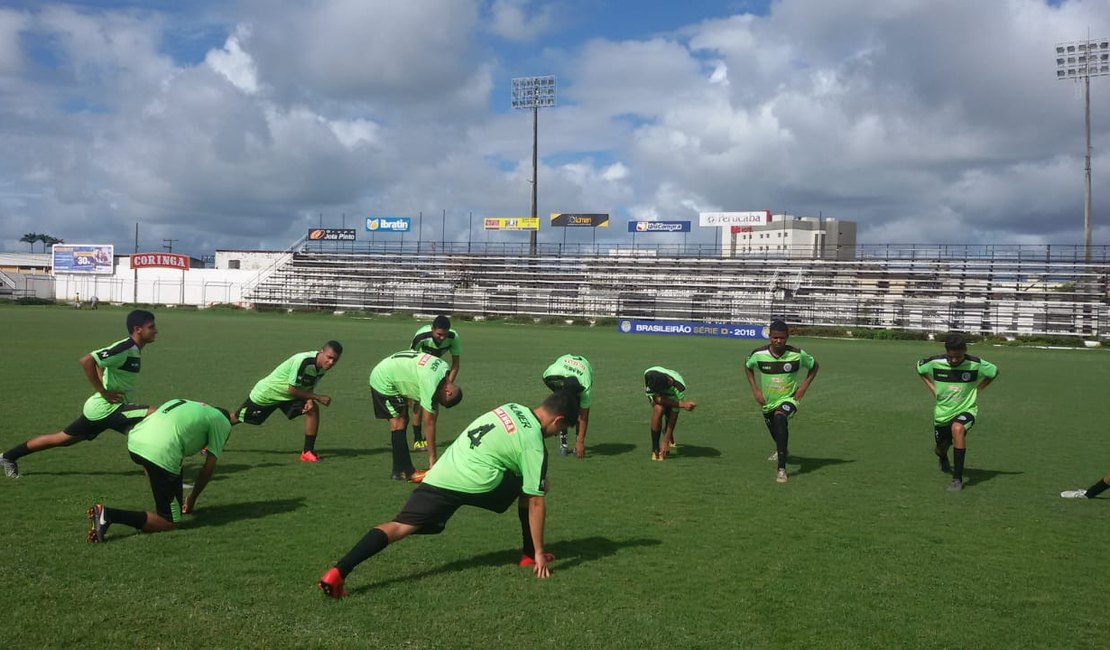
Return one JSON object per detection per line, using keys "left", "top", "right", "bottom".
{"left": 488, "top": 0, "right": 557, "bottom": 41}
{"left": 206, "top": 27, "right": 259, "bottom": 94}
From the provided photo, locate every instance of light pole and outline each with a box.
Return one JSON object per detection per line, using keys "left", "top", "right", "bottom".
{"left": 1055, "top": 38, "right": 1109, "bottom": 262}
{"left": 512, "top": 75, "right": 556, "bottom": 255}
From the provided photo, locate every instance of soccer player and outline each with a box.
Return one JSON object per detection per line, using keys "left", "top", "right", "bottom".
{"left": 86, "top": 398, "right": 233, "bottom": 543}
{"left": 1061, "top": 470, "right": 1110, "bottom": 499}
{"left": 408, "top": 315, "right": 461, "bottom": 451}
{"left": 234, "top": 341, "right": 342, "bottom": 463}
{"left": 0, "top": 309, "right": 157, "bottom": 479}
{"left": 916, "top": 333, "right": 999, "bottom": 492}
{"left": 317, "top": 391, "right": 580, "bottom": 598}
{"left": 644, "top": 366, "right": 697, "bottom": 461}
{"left": 369, "top": 350, "right": 463, "bottom": 481}
{"left": 541, "top": 354, "right": 593, "bottom": 458}
{"left": 744, "top": 320, "right": 819, "bottom": 483}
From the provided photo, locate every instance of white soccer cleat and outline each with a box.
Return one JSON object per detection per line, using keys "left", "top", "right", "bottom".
{"left": 1060, "top": 490, "right": 1088, "bottom": 499}
{"left": 776, "top": 468, "right": 788, "bottom": 483}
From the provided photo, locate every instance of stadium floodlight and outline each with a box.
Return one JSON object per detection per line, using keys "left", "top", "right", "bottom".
{"left": 1055, "top": 38, "right": 1109, "bottom": 263}
{"left": 512, "top": 75, "right": 557, "bottom": 255}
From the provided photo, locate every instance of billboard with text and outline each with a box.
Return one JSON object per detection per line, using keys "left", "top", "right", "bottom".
{"left": 52, "top": 244, "right": 114, "bottom": 274}
{"left": 628, "top": 220, "right": 691, "bottom": 233}
{"left": 698, "top": 211, "right": 771, "bottom": 227}
{"left": 366, "top": 217, "right": 412, "bottom": 232}
{"left": 484, "top": 217, "right": 540, "bottom": 231}
{"left": 550, "top": 213, "right": 610, "bottom": 227}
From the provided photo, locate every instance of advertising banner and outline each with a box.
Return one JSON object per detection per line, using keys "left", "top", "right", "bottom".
{"left": 617, "top": 319, "right": 767, "bottom": 339}
{"left": 628, "top": 220, "right": 691, "bottom": 233}
{"left": 131, "top": 253, "right": 190, "bottom": 270}
{"left": 51, "top": 244, "right": 114, "bottom": 274}
{"left": 308, "top": 228, "right": 356, "bottom": 241}
{"left": 365, "top": 217, "right": 412, "bottom": 232}
{"left": 699, "top": 210, "right": 771, "bottom": 227}
{"left": 550, "top": 213, "right": 610, "bottom": 228}
{"left": 483, "top": 217, "right": 540, "bottom": 231}
{"left": 730, "top": 226, "right": 753, "bottom": 234}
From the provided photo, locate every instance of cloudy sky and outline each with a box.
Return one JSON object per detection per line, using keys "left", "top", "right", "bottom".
{"left": 1, "top": 0, "right": 1109, "bottom": 256}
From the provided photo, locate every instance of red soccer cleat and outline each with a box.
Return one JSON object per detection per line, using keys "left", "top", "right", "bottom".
{"left": 300, "top": 450, "right": 320, "bottom": 463}
{"left": 518, "top": 552, "right": 556, "bottom": 567}
{"left": 318, "top": 567, "right": 347, "bottom": 598}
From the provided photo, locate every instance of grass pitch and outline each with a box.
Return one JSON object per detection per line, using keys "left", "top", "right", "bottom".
{"left": 0, "top": 305, "right": 1107, "bottom": 649}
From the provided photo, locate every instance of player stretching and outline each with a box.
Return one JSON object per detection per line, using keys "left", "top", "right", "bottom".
{"left": 234, "top": 341, "right": 342, "bottom": 462}
{"left": 916, "top": 334, "right": 998, "bottom": 492}
{"left": 318, "top": 392, "right": 579, "bottom": 598}
{"left": 369, "top": 350, "right": 462, "bottom": 481}
{"left": 408, "top": 315, "right": 461, "bottom": 451}
{"left": 744, "top": 320, "right": 819, "bottom": 483}
{"left": 541, "top": 354, "right": 593, "bottom": 458}
{"left": 1, "top": 310, "right": 157, "bottom": 479}
{"left": 87, "top": 399, "right": 232, "bottom": 542}
{"left": 644, "top": 367, "right": 696, "bottom": 461}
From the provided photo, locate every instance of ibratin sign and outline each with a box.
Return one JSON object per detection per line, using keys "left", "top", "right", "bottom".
{"left": 130, "top": 253, "right": 190, "bottom": 270}
{"left": 549, "top": 213, "right": 610, "bottom": 227}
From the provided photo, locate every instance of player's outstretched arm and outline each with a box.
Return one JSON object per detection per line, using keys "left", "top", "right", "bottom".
{"left": 184, "top": 452, "right": 219, "bottom": 514}
{"left": 526, "top": 495, "right": 550, "bottom": 579}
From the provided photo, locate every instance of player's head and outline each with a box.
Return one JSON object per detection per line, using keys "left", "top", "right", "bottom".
{"left": 213, "top": 406, "right": 233, "bottom": 424}
{"left": 537, "top": 390, "right": 580, "bottom": 436}
{"left": 944, "top": 333, "right": 967, "bottom": 365}
{"left": 769, "top": 319, "right": 789, "bottom": 352}
{"left": 438, "top": 382, "right": 463, "bottom": 409}
{"left": 317, "top": 341, "right": 343, "bottom": 370}
{"left": 431, "top": 315, "right": 451, "bottom": 342}
{"left": 645, "top": 372, "right": 671, "bottom": 394}
{"left": 126, "top": 309, "right": 158, "bottom": 344}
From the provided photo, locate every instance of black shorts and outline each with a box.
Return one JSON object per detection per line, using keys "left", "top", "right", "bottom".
{"left": 63, "top": 404, "right": 150, "bottom": 440}
{"left": 393, "top": 473, "right": 525, "bottom": 535}
{"left": 237, "top": 398, "right": 305, "bottom": 425}
{"left": 544, "top": 375, "right": 582, "bottom": 395}
{"left": 370, "top": 388, "right": 409, "bottom": 420}
{"left": 129, "top": 451, "right": 183, "bottom": 523}
{"left": 762, "top": 401, "right": 798, "bottom": 429}
{"left": 935, "top": 412, "right": 976, "bottom": 438}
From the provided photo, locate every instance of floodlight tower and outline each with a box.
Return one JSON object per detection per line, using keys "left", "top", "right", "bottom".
{"left": 511, "top": 75, "right": 556, "bottom": 255}
{"left": 1055, "top": 37, "right": 1110, "bottom": 262}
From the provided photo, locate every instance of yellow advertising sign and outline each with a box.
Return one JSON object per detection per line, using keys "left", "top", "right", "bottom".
{"left": 483, "top": 217, "right": 540, "bottom": 231}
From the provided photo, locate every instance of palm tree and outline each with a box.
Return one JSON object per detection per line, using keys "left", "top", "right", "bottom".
{"left": 20, "top": 233, "right": 39, "bottom": 252}
{"left": 41, "top": 235, "right": 61, "bottom": 252}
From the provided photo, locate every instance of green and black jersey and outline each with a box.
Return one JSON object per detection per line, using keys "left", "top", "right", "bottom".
{"left": 411, "top": 325, "right": 461, "bottom": 358}
{"left": 127, "top": 399, "right": 232, "bottom": 473}
{"left": 542, "top": 355, "right": 594, "bottom": 409}
{"left": 916, "top": 354, "right": 998, "bottom": 424}
{"left": 644, "top": 366, "right": 686, "bottom": 401}
{"left": 424, "top": 403, "right": 548, "bottom": 496}
{"left": 83, "top": 337, "right": 142, "bottom": 420}
{"left": 369, "top": 351, "right": 450, "bottom": 411}
{"left": 249, "top": 352, "right": 328, "bottom": 406}
{"left": 744, "top": 345, "right": 816, "bottom": 413}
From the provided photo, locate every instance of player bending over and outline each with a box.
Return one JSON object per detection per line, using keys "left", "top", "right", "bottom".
{"left": 318, "top": 391, "right": 579, "bottom": 597}
{"left": 644, "top": 366, "right": 696, "bottom": 461}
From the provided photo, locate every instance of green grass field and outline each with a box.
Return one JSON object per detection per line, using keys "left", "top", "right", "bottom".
{"left": 0, "top": 304, "right": 1108, "bottom": 649}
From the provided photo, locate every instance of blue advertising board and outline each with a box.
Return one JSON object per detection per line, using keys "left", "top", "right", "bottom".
{"left": 52, "top": 244, "right": 114, "bottom": 274}
{"left": 366, "top": 216, "right": 412, "bottom": 232}
{"left": 618, "top": 319, "right": 766, "bottom": 339}
{"left": 627, "top": 220, "right": 692, "bottom": 233}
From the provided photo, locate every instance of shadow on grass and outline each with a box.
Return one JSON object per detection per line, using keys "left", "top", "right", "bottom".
{"left": 788, "top": 455, "right": 854, "bottom": 476}
{"left": 587, "top": 442, "right": 636, "bottom": 457}
{"left": 350, "top": 536, "right": 661, "bottom": 594}
{"left": 187, "top": 497, "right": 307, "bottom": 528}
{"left": 963, "top": 467, "right": 1023, "bottom": 488}
{"left": 198, "top": 462, "right": 286, "bottom": 479}
{"left": 233, "top": 447, "right": 388, "bottom": 459}
{"left": 31, "top": 469, "right": 139, "bottom": 477}
{"left": 669, "top": 444, "right": 720, "bottom": 458}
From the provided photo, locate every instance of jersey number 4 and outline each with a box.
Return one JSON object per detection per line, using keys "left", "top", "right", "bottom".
{"left": 467, "top": 423, "right": 496, "bottom": 448}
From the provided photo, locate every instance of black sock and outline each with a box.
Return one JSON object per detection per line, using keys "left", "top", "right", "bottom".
{"left": 412, "top": 425, "right": 423, "bottom": 443}
{"left": 772, "top": 414, "right": 789, "bottom": 469}
{"left": 303, "top": 435, "right": 316, "bottom": 453}
{"left": 1086, "top": 479, "right": 1110, "bottom": 498}
{"left": 105, "top": 507, "right": 147, "bottom": 530}
{"left": 650, "top": 429, "right": 661, "bottom": 453}
{"left": 953, "top": 448, "right": 966, "bottom": 481}
{"left": 519, "top": 506, "right": 534, "bottom": 556}
{"left": 336, "top": 527, "right": 390, "bottom": 578}
{"left": 3, "top": 442, "right": 31, "bottom": 462}
{"left": 391, "top": 429, "right": 414, "bottom": 473}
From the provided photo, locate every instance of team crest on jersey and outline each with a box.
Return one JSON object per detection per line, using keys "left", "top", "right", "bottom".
{"left": 493, "top": 408, "right": 516, "bottom": 433}
{"left": 961, "top": 372, "right": 971, "bottom": 381}
{"left": 783, "top": 362, "right": 793, "bottom": 372}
